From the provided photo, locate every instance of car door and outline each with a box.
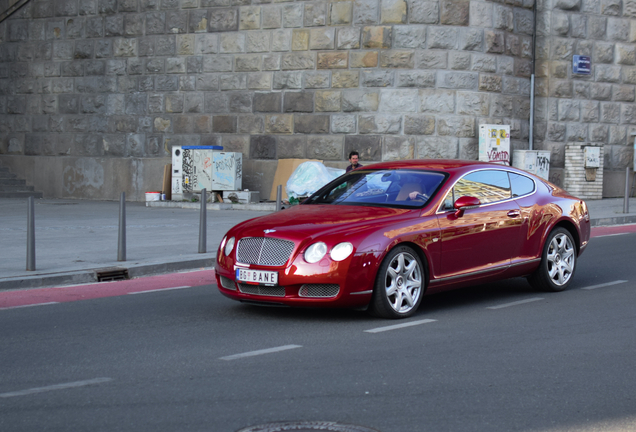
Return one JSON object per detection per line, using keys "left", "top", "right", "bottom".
{"left": 436, "top": 169, "right": 524, "bottom": 279}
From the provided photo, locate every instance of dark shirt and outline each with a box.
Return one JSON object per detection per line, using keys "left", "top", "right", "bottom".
{"left": 346, "top": 163, "right": 363, "bottom": 173}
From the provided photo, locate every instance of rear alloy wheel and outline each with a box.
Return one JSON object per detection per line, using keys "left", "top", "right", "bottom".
{"left": 370, "top": 246, "right": 424, "bottom": 319}
{"left": 529, "top": 227, "right": 576, "bottom": 292}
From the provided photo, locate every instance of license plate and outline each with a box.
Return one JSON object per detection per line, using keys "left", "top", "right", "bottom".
{"left": 236, "top": 269, "right": 278, "bottom": 285}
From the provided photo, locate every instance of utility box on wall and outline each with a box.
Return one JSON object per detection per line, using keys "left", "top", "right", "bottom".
{"left": 564, "top": 144, "right": 604, "bottom": 200}
{"left": 171, "top": 146, "right": 184, "bottom": 201}
{"left": 212, "top": 152, "right": 243, "bottom": 191}
{"left": 171, "top": 147, "right": 243, "bottom": 199}
{"left": 513, "top": 150, "right": 551, "bottom": 180}
{"left": 479, "top": 125, "right": 511, "bottom": 165}
{"left": 180, "top": 146, "right": 224, "bottom": 194}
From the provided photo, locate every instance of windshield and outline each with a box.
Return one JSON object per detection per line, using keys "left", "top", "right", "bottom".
{"left": 303, "top": 169, "right": 447, "bottom": 208}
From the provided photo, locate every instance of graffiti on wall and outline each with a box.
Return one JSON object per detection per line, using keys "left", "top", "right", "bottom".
{"left": 212, "top": 152, "right": 243, "bottom": 190}
{"left": 479, "top": 125, "right": 510, "bottom": 166}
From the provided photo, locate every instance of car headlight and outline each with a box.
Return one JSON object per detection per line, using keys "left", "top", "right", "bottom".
{"left": 304, "top": 242, "right": 327, "bottom": 263}
{"left": 330, "top": 242, "right": 353, "bottom": 261}
{"left": 224, "top": 237, "right": 235, "bottom": 256}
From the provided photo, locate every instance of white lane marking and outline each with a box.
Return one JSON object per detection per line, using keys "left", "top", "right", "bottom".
{"left": 0, "top": 302, "right": 59, "bottom": 311}
{"left": 364, "top": 319, "right": 437, "bottom": 334}
{"left": 487, "top": 297, "right": 544, "bottom": 310}
{"left": 127, "top": 285, "right": 191, "bottom": 295}
{"left": 0, "top": 377, "right": 112, "bottom": 398}
{"left": 594, "top": 233, "right": 630, "bottom": 238}
{"left": 581, "top": 280, "right": 628, "bottom": 290}
{"left": 220, "top": 345, "right": 302, "bottom": 361}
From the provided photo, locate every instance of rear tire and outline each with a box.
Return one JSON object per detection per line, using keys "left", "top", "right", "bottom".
{"left": 369, "top": 246, "right": 425, "bottom": 319}
{"left": 528, "top": 227, "right": 577, "bottom": 292}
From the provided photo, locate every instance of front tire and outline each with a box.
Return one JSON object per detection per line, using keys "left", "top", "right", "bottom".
{"left": 370, "top": 246, "right": 425, "bottom": 319}
{"left": 528, "top": 227, "right": 577, "bottom": 292}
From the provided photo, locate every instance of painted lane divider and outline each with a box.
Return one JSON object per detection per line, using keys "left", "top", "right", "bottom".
{"left": 220, "top": 345, "right": 302, "bottom": 361}
{"left": 0, "top": 302, "right": 59, "bottom": 311}
{"left": 486, "top": 297, "right": 544, "bottom": 310}
{"left": 0, "top": 377, "right": 112, "bottom": 398}
{"left": 127, "top": 285, "right": 192, "bottom": 295}
{"left": 581, "top": 280, "right": 628, "bottom": 290}
{"left": 364, "top": 319, "right": 437, "bottom": 333}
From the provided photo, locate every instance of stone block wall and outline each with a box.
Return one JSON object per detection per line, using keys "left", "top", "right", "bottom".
{"left": 0, "top": 0, "right": 534, "bottom": 200}
{"left": 535, "top": 0, "right": 636, "bottom": 192}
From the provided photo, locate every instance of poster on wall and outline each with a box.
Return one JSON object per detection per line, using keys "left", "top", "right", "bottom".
{"left": 479, "top": 125, "right": 511, "bottom": 166}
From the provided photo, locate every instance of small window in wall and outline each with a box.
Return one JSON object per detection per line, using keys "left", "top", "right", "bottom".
{"left": 509, "top": 172, "right": 535, "bottom": 197}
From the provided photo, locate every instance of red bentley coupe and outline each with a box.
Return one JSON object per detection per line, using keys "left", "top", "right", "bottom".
{"left": 215, "top": 160, "right": 590, "bottom": 319}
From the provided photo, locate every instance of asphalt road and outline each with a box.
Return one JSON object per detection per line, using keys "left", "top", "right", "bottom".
{"left": 1, "top": 231, "right": 635, "bottom": 432}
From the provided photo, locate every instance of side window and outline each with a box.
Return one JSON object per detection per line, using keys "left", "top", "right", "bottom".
{"left": 509, "top": 172, "right": 535, "bottom": 197}
{"left": 453, "top": 170, "right": 511, "bottom": 205}
{"left": 441, "top": 189, "right": 454, "bottom": 210}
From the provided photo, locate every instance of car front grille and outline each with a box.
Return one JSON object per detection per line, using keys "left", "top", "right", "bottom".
{"left": 298, "top": 284, "right": 340, "bottom": 298}
{"left": 219, "top": 275, "right": 236, "bottom": 291}
{"left": 238, "top": 284, "right": 286, "bottom": 297}
{"left": 236, "top": 237, "right": 295, "bottom": 266}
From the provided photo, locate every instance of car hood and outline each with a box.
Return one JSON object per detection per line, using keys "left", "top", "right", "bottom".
{"left": 230, "top": 204, "right": 412, "bottom": 243}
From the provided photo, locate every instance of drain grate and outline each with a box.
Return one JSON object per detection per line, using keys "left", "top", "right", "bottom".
{"left": 236, "top": 422, "right": 381, "bottom": 432}
{"left": 95, "top": 268, "right": 129, "bottom": 282}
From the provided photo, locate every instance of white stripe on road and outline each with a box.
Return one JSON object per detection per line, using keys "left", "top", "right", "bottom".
{"left": 127, "top": 286, "right": 191, "bottom": 295}
{"left": 581, "top": 280, "right": 628, "bottom": 290}
{"left": 220, "top": 345, "right": 302, "bottom": 361}
{"left": 364, "top": 319, "right": 437, "bottom": 334}
{"left": 0, "top": 377, "right": 112, "bottom": 398}
{"left": 0, "top": 302, "right": 59, "bottom": 311}
{"left": 487, "top": 297, "right": 544, "bottom": 310}
{"left": 594, "top": 233, "right": 630, "bottom": 238}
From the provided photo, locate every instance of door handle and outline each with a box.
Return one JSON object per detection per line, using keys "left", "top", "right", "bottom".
{"left": 507, "top": 210, "right": 520, "bottom": 218}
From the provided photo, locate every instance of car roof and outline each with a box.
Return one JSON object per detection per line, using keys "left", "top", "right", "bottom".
{"left": 359, "top": 159, "right": 516, "bottom": 174}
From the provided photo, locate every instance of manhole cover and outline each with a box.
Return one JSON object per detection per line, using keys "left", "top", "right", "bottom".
{"left": 236, "top": 422, "right": 380, "bottom": 432}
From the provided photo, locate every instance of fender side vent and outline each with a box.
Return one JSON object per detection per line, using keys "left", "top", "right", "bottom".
{"left": 96, "top": 268, "right": 129, "bottom": 282}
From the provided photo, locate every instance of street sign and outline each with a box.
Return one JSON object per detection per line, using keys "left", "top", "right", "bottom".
{"left": 573, "top": 55, "right": 591, "bottom": 75}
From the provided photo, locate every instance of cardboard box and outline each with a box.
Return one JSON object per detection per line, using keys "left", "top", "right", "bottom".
{"left": 269, "top": 159, "right": 322, "bottom": 201}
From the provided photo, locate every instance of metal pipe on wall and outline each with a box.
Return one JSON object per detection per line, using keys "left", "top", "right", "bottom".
{"left": 529, "top": 74, "right": 535, "bottom": 151}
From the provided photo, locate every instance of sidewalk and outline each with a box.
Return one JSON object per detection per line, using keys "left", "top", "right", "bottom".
{"left": 1, "top": 196, "right": 635, "bottom": 291}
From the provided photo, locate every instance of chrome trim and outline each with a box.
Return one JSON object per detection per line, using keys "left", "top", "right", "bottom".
{"left": 512, "top": 257, "right": 541, "bottom": 266}
{"left": 431, "top": 264, "right": 510, "bottom": 284}
{"left": 435, "top": 167, "right": 538, "bottom": 215}
{"left": 350, "top": 290, "right": 373, "bottom": 295}
{"left": 430, "top": 257, "right": 542, "bottom": 284}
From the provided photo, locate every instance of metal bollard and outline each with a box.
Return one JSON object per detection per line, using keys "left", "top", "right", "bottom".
{"left": 198, "top": 188, "right": 207, "bottom": 253}
{"left": 276, "top": 185, "right": 282, "bottom": 211}
{"left": 624, "top": 167, "right": 630, "bottom": 214}
{"left": 26, "top": 196, "right": 36, "bottom": 271}
{"left": 118, "top": 192, "right": 126, "bottom": 261}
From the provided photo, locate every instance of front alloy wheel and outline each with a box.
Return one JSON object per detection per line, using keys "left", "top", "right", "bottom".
{"left": 529, "top": 227, "right": 576, "bottom": 292}
{"left": 370, "top": 246, "right": 424, "bottom": 319}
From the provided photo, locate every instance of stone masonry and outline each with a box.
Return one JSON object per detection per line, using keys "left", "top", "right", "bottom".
{"left": 534, "top": 0, "right": 636, "bottom": 194}
{"left": 0, "top": 0, "right": 632, "bottom": 200}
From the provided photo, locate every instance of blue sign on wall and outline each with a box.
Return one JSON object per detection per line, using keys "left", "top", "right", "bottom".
{"left": 573, "top": 55, "right": 591, "bottom": 74}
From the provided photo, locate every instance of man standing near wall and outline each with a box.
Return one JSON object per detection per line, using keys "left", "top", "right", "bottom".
{"left": 346, "top": 151, "right": 364, "bottom": 173}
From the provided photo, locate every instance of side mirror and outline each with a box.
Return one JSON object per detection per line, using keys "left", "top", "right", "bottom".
{"left": 453, "top": 196, "right": 480, "bottom": 217}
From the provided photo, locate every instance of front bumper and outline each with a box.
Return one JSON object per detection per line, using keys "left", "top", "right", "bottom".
{"left": 215, "top": 252, "right": 380, "bottom": 309}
